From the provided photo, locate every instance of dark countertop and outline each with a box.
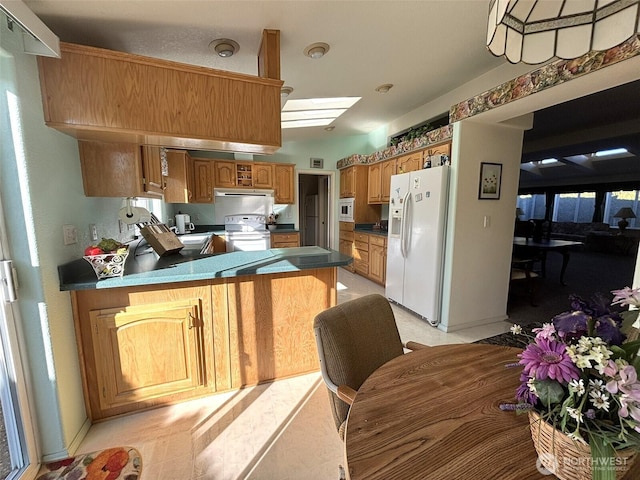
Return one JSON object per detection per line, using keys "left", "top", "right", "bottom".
{"left": 59, "top": 238, "right": 352, "bottom": 291}
{"left": 353, "top": 226, "right": 388, "bottom": 237}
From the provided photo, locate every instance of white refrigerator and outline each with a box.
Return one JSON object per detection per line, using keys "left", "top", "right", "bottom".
{"left": 385, "top": 166, "right": 449, "bottom": 326}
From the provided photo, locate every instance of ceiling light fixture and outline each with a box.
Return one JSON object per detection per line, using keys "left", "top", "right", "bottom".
{"left": 487, "top": 0, "right": 640, "bottom": 64}
{"left": 209, "top": 38, "right": 239, "bottom": 58}
{"left": 324, "top": 126, "right": 335, "bottom": 131}
{"left": 304, "top": 42, "right": 330, "bottom": 59}
{"left": 281, "top": 86, "right": 294, "bottom": 98}
{"left": 375, "top": 84, "right": 393, "bottom": 93}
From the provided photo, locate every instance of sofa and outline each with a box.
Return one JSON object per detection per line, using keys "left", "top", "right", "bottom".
{"left": 550, "top": 222, "right": 610, "bottom": 242}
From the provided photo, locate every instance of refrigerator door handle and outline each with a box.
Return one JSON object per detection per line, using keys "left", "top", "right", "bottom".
{"left": 400, "top": 190, "right": 411, "bottom": 258}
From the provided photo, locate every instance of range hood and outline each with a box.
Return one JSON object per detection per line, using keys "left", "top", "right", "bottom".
{"left": 214, "top": 188, "right": 274, "bottom": 197}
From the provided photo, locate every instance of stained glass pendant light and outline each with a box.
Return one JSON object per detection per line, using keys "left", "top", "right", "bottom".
{"left": 487, "top": 0, "right": 640, "bottom": 64}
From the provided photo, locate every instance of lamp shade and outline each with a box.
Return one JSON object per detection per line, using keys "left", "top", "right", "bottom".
{"left": 614, "top": 207, "right": 637, "bottom": 219}
{"left": 487, "top": 0, "right": 640, "bottom": 64}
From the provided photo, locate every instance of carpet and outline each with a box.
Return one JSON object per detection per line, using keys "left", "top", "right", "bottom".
{"left": 36, "top": 446, "right": 141, "bottom": 480}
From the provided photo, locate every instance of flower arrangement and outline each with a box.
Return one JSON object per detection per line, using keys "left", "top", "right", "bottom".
{"left": 267, "top": 212, "right": 279, "bottom": 225}
{"left": 503, "top": 288, "right": 640, "bottom": 479}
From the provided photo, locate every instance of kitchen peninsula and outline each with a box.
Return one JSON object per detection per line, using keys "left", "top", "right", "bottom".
{"left": 59, "top": 245, "right": 351, "bottom": 420}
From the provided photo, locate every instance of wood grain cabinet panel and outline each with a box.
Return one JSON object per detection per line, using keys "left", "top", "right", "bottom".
{"left": 78, "top": 140, "right": 163, "bottom": 198}
{"left": 271, "top": 232, "right": 300, "bottom": 248}
{"left": 164, "top": 149, "right": 194, "bottom": 203}
{"left": 192, "top": 158, "right": 213, "bottom": 203}
{"left": 274, "top": 163, "right": 295, "bottom": 204}
{"left": 253, "top": 163, "right": 274, "bottom": 188}
{"left": 397, "top": 152, "right": 423, "bottom": 174}
{"left": 368, "top": 235, "right": 387, "bottom": 286}
{"left": 213, "top": 161, "right": 237, "bottom": 188}
{"left": 89, "top": 299, "right": 204, "bottom": 410}
{"left": 37, "top": 42, "right": 283, "bottom": 154}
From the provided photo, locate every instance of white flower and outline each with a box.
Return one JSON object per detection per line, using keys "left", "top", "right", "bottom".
{"left": 566, "top": 407, "right": 584, "bottom": 423}
{"left": 567, "top": 430, "right": 587, "bottom": 444}
{"left": 569, "top": 379, "right": 585, "bottom": 396}
{"left": 510, "top": 324, "right": 523, "bottom": 335}
{"left": 589, "top": 378, "right": 606, "bottom": 392}
{"left": 527, "top": 377, "right": 538, "bottom": 395}
{"left": 589, "top": 390, "right": 611, "bottom": 411}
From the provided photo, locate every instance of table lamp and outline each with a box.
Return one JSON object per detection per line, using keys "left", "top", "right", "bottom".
{"left": 613, "top": 207, "right": 636, "bottom": 234}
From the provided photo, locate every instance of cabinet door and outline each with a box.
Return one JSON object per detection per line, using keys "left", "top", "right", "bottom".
{"left": 164, "top": 150, "right": 193, "bottom": 203}
{"left": 140, "top": 146, "right": 165, "bottom": 196}
{"left": 214, "top": 161, "right": 237, "bottom": 187}
{"left": 192, "top": 158, "right": 213, "bottom": 203}
{"left": 367, "top": 163, "right": 382, "bottom": 203}
{"left": 274, "top": 164, "right": 295, "bottom": 204}
{"left": 380, "top": 159, "right": 397, "bottom": 203}
{"left": 397, "top": 152, "right": 423, "bottom": 173}
{"left": 79, "top": 141, "right": 163, "bottom": 198}
{"left": 369, "top": 239, "right": 387, "bottom": 285}
{"left": 340, "top": 167, "right": 355, "bottom": 198}
{"left": 89, "top": 299, "right": 204, "bottom": 410}
{"left": 253, "top": 163, "right": 274, "bottom": 188}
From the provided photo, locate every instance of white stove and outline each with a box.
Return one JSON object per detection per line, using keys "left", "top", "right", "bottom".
{"left": 224, "top": 214, "right": 271, "bottom": 252}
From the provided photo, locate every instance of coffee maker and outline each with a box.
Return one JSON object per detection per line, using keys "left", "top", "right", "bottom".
{"left": 175, "top": 213, "right": 195, "bottom": 234}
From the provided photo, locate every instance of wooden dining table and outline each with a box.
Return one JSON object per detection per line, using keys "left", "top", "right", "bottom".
{"left": 343, "top": 343, "right": 541, "bottom": 480}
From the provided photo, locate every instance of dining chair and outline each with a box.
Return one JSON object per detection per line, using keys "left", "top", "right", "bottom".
{"left": 313, "top": 294, "right": 428, "bottom": 437}
{"left": 313, "top": 293, "right": 428, "bottom": 479}
{"left": 510, "top": 257, "right": 539, "bottom": 306}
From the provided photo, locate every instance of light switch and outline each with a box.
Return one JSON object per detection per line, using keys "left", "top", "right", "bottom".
{"left": 483, "top": 215, "right": 491, "bottom": 228}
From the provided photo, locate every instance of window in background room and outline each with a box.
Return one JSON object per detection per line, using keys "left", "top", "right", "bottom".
{"left": 516, "top": 194, "right": 546, "bottom": 220}
{"left": 553, "top": 192, "right": 595, "bottom": 223}
{"left": 605, "top": 191, "right": 639, "bottom": 230}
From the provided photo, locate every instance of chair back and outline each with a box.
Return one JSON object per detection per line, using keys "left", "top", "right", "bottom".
{"left": 313, "top": 294, "right": 404, "bottom": 433}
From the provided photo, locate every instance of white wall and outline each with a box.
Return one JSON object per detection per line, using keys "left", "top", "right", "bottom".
{"left": 439, "top": 120, "right": 525, "bottom": 332}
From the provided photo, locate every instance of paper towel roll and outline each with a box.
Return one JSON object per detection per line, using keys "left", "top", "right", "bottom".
{"left": 118, "top": 206, "right": 152, "bottom": 225}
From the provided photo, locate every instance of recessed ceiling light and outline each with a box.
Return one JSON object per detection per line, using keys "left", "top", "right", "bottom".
{"left": 304, "top": 42, "right": 330, "bottom": 59}
{"left": 281, "top": 86, "right": 294, "bottom": 98}
{"left": 376, "top": 84, "right": 393, "bottom": 93}
{"left": 209, "top": 38, "right": 239, "bottom": 58}
{"left": 595, "top": 148, "right": 628, "bottom": 157}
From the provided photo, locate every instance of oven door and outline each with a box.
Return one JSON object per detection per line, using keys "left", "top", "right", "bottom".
{"left": 225, "top": 232, "right": 271, "bottom": 252}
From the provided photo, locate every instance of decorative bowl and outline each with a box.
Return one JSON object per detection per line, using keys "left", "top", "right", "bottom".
{"left": 83, "top": 250, "right": 129, "bottom": 279}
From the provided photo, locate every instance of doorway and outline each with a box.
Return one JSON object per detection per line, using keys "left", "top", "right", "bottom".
{"left": 298, "top": 172, "right": 331, "bottom": 248}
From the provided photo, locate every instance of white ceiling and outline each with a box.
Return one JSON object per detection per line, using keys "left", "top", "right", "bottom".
{"left": 23, "top": 0, "right": 506, "bottom": 143}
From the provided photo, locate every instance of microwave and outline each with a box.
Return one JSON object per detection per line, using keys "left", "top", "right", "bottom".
{"left": 339, "top": 197, "right": 355, "bottom": 222}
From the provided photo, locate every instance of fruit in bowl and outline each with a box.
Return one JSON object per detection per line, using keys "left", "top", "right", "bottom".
{"left": 83, "top": 238, "right": 129, "bottom": 279}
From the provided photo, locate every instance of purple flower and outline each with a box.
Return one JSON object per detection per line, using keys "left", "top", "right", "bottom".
{"left": 516, "top": 372, "right": 538, "bottom": 404}
{"left": 593, "top": 314, "right": 626, "bottom": 346}
{"left": 519, "top": 336, "right": 580, "bottom": 383}
{"left": 552, "top": 310, "right": 589, "bottom": 340}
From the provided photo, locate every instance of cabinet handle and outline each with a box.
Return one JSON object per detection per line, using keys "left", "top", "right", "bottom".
{"left": 188, "top": 312, "right": 195, "bottom": 329}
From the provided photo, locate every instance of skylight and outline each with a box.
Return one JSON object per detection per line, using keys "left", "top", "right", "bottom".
{"left": 594, "top": 148, "right": 628, "bottom": 157}
{"left": 281, "top": 97, "right": 361, "bottom": 129}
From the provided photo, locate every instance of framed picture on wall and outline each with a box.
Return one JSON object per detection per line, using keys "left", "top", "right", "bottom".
{"left": 478, "top": 162, "right": 502, "bottom": 200}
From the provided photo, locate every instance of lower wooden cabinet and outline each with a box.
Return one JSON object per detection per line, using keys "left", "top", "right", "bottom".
{"left": 71, "top": 269, "right": 337, "bottom": 420}
{"left": 89, "top": 299, "right": 204, "bottom": 410}
{"left": 271, "top": 231, "right": 300, "bottom": 248}
{"left": 368, "top": 235, "right": 387, "bottom": 285}
{"left": 339, "top": 222, "right": 355, "bottom": 272}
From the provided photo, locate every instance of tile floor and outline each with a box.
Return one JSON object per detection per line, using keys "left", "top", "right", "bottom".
{"left": 70, "top": 270, "right": 511, "bottom": 480}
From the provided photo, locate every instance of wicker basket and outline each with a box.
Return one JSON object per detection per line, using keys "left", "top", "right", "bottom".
{"left": 528, "top": 411, "right": 637, "bottom": 480}
{"left": 83, "top": 250, "right": 129, "bottom": 279}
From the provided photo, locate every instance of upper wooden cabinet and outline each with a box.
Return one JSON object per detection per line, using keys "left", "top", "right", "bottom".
{"left": 368, "top": 159, "right": 397, "bottom": 204}
{"left": 37, "top": 41, "right": 283, "bottom": 154}
{"left": 192, "top": 158, "right": 213, "bottom": 203}
{"left": 397, "top": 151, "right": 423, "bottom": 174}
{"left": 164, "top": 150, "right": 194, "bottom": 203}
{"left": 78, "top": 141, "right": 163, "bottom": 198}
{"left": 213, "top": 161, "right": 237, "bottom": 188}
{"left": 340, "top": 167, "right": 356, "bottom": 198}
{"left": 253, "top": 163, "right": 274, "bottom": 188}
{"left": 274, "top": 164, "right": 295, "bottom": 204}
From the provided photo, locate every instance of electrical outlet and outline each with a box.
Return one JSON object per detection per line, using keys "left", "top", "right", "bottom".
{"left": 62, "top": 224, "right": 78, "bottom": 245}
{"left": 89, "top": 224, "right": 98, "bottom": 242}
